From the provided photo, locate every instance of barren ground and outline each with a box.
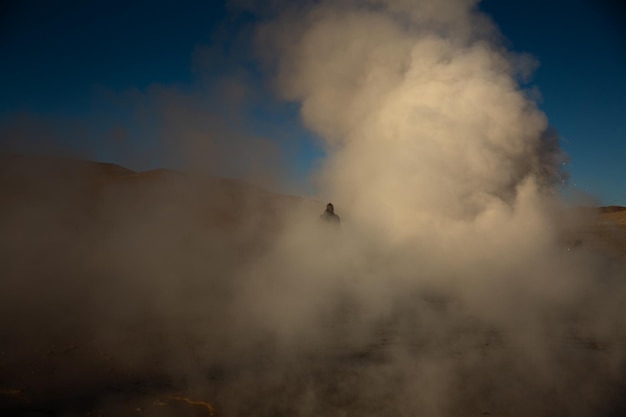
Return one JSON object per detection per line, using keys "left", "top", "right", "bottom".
{"left": 1, "top": 155, "right": 625, "bottom": 416}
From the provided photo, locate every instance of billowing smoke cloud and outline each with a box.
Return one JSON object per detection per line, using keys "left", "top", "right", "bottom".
{"left": 260, "top": 0, "right": 563, "bottom": 227}
{"left": 251, "top": 0, "right": 566, "bottom": 318}
{"left": 237, "top": 0, "right": 626, "bottom": 415}
{"left": 2, "top": 1, "right": 626, "bottom": 416}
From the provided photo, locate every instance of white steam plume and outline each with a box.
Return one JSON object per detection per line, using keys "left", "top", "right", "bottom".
{"left": 260, "top": 0, "right": 562, "bottom": 235}
{"left": 234, "top": 1, "right": 626, "bottom": 415}
{"left": 251, "top": 0, "right": 581, "bottom": 309}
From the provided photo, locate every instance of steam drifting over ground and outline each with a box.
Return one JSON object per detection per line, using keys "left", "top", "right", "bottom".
{"left": 2, "top": 0, "right": 626, "bottom": 416}
{"left": 248, "top": 1, "right": 626, "bottom": 414}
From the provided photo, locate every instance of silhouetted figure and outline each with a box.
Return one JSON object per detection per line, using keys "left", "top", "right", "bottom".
{"left": 320, "top": 202, "right": 340, "bottom": 225}
{"left": 568, "top": 239, "right": 583, "bottom": 251}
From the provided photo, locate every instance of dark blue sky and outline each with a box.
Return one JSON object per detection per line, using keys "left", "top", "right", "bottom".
{"left": 1, "top": 1, "right": 218, "bottom": 110}
{"left": 481, "top": 0, "right": 626, "bottom": 205}
{"left": 1, "top": 0, "right": 624, "bottom": 204}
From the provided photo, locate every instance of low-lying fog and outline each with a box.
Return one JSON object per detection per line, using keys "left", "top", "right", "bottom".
{"left": 2, "top": 1, "right": 626, "bottom": 416}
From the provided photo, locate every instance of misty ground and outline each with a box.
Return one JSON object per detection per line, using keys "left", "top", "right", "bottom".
{"left": 2, "top": 154, "right": 626, "bottom": 417}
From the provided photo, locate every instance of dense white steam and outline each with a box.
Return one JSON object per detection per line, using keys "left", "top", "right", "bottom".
{"left": 251, "top": 0, "right": 572, "bottom": 314}
{"left": 261, "top": 0, "right": 560, "bottom": 232}
{"left": 243, "top": 0, "right": 626, "bottom": 414}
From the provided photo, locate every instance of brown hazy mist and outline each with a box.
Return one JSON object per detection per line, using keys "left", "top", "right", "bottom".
{"left": 2, "top": 1, "right": 626, "bottom": 416}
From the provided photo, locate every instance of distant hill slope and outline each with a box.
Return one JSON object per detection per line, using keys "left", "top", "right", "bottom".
{"left": 601, "top": 207, "right": 626, "bottom": 226}
{"left": 0, "top": 154, "right": 328, "bottom": 284}
{"left": 561, "top": 205, "right": 626, "bottom": 258}
{"left": 2, "top": 153, "right": 624, "bottom": 256}
{"left": 0, "top": 152, "right": 135, "bottom": 177}
{"left": 599, "top": 206, "right": 626, "bottom": 214}
{"left": 1, "top": 152, "right": 316, "bottom": 227}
